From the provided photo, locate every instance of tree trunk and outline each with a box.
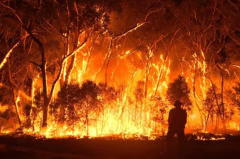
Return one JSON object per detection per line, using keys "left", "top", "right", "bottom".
{"left": 23, "top": 28, "right": 49, "bottom": 128}
{"left": 145, "top": 58, "right": 149, "bottom": 99}
{"left": 205, "top": 112, "right": 210, "bottom": 131}
{"left": 58, "top": 39, "right": 69, "bottom": 124}
{"left": 6, "top": 44, "right": 21, "bottom": 127}
{"left": 59, "top": 80, "right": 66, "bottom": 124}
{"left": 41, "top": 49, "right": 49, "bottom": 128}
{"left": 65, "top": 55, "right": 75, "bottom": 84}
{"left": 220, "top": 72, "right": 226, "bottom": 132}
{"left": 154, "top": 52, "right": 169, "bottom": 95}
{"left": 86, "top": 113, "right": 89, "bottom": 136}
{"left": 105, "top": 41, "right": 113, "bottom": 86}
{"left": 9, "top": 80, "right": 22, "bottom": 127}
{"left": 101, "top": 107, "right": 104, "bottom": 135}
{"left": 193, "top": 68, "right": 204, "bottom": 129}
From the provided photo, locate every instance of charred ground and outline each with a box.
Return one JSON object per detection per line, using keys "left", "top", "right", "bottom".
{"left": 0, "top": 134, "right": 240, "bottom": 159}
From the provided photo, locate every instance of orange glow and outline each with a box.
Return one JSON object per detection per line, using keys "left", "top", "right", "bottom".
{"left": 1, "top": 38, "right": 240, "bottom": 140}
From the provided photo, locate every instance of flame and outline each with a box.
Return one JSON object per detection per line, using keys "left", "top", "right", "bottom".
{"left": 195, "top": 136, "right": 225, "bottom": 141}
{"left": 1, "top": 37, "right": 240, "bottom": 140}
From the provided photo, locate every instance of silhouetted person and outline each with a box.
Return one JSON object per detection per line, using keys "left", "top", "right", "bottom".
{"left": 165, "top": 100, "right": 187, "bottom": 157}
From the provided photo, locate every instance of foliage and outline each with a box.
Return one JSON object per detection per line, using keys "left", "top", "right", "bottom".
{"left": 50, "top": 81, "right": 102, "bottom": 134}
{"left": 79, "top": 80, "right": 101, "bottom": 116}
{"left": 98, "top": 83, "right": 117, "bottom": 107}
{"left": 202, "top": 85, "right": 219, "bottom": 129}
{"left": 166, "top": 75, "right": 192, "bottom": 110}
{"left": 203, "top": 86, "right": 218, "bottom": 115}
{"left": 150, "top": 96, "right": 168, "bottom": 126}
{"left": 233, "top": 82, "right": 240, "bottom": 110}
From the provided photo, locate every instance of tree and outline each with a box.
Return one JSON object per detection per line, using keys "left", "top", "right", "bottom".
{"left": 202, "top": 85, "right": 219, "bottom": 131}
{"left": 1, "top": 0, "right": 240, "bottom": 135}
{"left": 98, "top": 83, "right": 117, "bottom": 134}
{"left": 0, "top": 0, "right": 122, "bottom": 128}
{"left": 233, "top": 82, "right": 240, "bottom": 110}
{"left": 32, "top": 90, "right": 44, "bottom": 132}
{"left": 53, "top": 83, "right": 81, "bottom": 129}
{"left": 78, "top": 80, "right": 101, "bottom": 136}
{"left": 167, "top": 75, "right": 192, "bottom": 110}
{"left": 150, "top": 96, "right": 168, "bottom": 136}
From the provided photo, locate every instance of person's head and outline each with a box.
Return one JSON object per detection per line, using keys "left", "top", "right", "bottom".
{"left": 174, "top": 100, "right": 182, "bottom": 108}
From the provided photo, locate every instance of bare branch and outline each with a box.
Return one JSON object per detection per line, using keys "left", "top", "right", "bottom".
{"left": 0, "top": 2, "right": 23, "bottom": 25}
{"left": 63, "top": 38, "right": 87, "bottom": 62}
{"left": 48, "top": 38, "right": 87, "bottom": 102}
{"left": 22, "top": 25, "right": 43, "bottom": 48}
{"left": 114, "top": 22, "right": 147, "bottom": 40}
{"left": 228, "top": 34, "right": 240, "bottom": 45}
{"left": 43, "top": 17, "right": 63, "bottom": 37}
{"left": 39, "top": 0, "right": 42, "bottom": 10}
{"left": 227, "top": 0, "right": 239, "bottom": 10}
{"left": 29, "top": 61, "right": 42, "bottom": 69}
{"left": 0, "top": 41, "right": 20, "bottom": 70}
{"left": 231, "top": 64, "right": 240, "bottom": 69}
{"left": 0, "top": 34, "right": 29, "bottom": 70}
{"left": 144, "top": 7, "right": 163, "bottom": 21}
{"left": 110, "top": 49, "right": 138, "bottom": 59}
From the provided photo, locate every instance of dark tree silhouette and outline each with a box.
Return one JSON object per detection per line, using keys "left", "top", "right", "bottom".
{"left": 166, "top": 75, "right": 192, "bottom": 110}
{"left": 202, "top": 85, "right": 219, "bottom": 131}
{"left": 54, "top": 83, "right": 81, "bottom": 129}
{"left": 233, "top": 82, "right": 240, "bottom": 110}
{"left": 79, "top": 80, "right": 101, "bottom": 136}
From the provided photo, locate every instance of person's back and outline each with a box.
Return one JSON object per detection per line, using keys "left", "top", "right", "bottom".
{"left": 168, "top": 107, "right": 187, "bottom": 130}
{"left": 164, "top": 100, "right": 187, "bottom": 157}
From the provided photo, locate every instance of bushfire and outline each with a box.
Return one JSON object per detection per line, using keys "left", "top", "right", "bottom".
{"left": 0, "top": 0, "right": 240, "bottom": 141}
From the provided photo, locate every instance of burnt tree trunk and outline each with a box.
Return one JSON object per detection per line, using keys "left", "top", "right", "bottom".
{"left": 8, "top": 61, "right": 21, "bottom": 127}
{"left": 193, "top": 67, "right": 204, "bottom": 129}
{"left": 220, "top": 71, "right": 226, "bottom": 132}
{"left": 144, "top": 56, "right": 149, "bottom": 99}
{"left": 59, "top": 79, "right": 66, "bottom": 124}
{"left": 65, "top": 55, "right": 75, "bottom": 83}
{"left": 42, "top": 54, "right": 49, "bottom": 128}
{"left": 5, "top": 39, "right": 21, "bottom": 127}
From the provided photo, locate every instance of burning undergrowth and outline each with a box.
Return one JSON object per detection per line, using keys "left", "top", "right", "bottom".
{"left": 2, "top": 128, "right": 238, "bottom": 141}
{"left": 0, "top": 0, "right": 240, "bottom": 140}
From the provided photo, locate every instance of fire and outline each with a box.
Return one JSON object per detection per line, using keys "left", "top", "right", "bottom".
{"left": 195, "top": 136, "right": 225, "bottom": 141}
{"left": 1, "top": 45, "right": 240, "bottom": 139}
{"left": 1, "top": 4, "right": 240, "bottom": 140}
{"left": 1, "top": 0, "right": 240, "bottom": 145}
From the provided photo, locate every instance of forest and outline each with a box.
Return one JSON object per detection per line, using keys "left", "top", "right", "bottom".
{"left": 0, "top": 0, "right": 240, "bottom": 139}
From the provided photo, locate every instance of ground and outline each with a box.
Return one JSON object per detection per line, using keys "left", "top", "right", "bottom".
{"left": 0, "top": 134, "right": 240, "bottom": 159}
